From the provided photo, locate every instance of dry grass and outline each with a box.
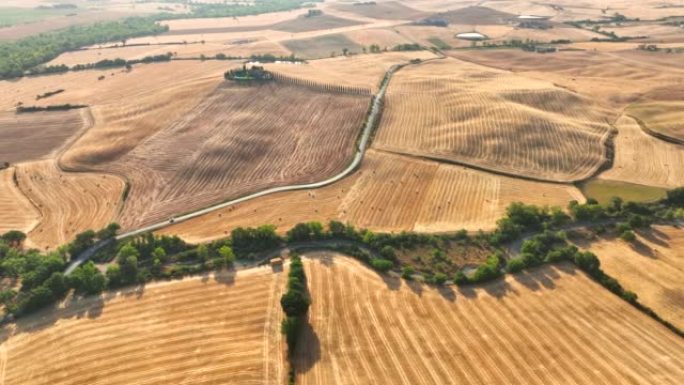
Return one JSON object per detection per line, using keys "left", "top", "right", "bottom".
{"left": 296, "top": 254, "right": 684, "bottom": 385}
{"left": 271, "top": 14, "right": 363, "bottom": 33}
{"left": 344, "top": 28, "right": 412, "bottom": 49}
{"left": 627, "top": 101, "right": 684, "bottom": 142}
{"left": 282, "top": 34, "right": 365, "bottom": 59}
{"left": 0, "top": 167, "right": 39, "bottom": 236}
{"left": 431, "top": 6, "right": 516, "bottom": 25}
{"left": 0, "top": 109, "right": 88, "bottom": 165}
{"left": 161, "top": 9, "right": 302, "bottom": 31}
{"left": 15, "top": 161, "right": 124, "bottom": 251}
{"left": 106, "top": 82, "right": 369, "bottom": 229}
{"left": 599, "top": 115, "right": 684, "bottom": 188}
{"left": 374, "top": 58, "right": 614, "bottom": 182}
{"left": 264, "top": 51, "right": 437, "bottom": 92}
{"left": 578, "top": 225, "right": 684, "bottom": 330}
{"left": 0, "top": 267, "right": 286, "bottom": 385}
{"left": 158, "top": 150, "right": 584, "bottom": 243}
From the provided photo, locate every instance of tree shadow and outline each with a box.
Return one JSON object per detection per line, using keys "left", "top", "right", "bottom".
{"left": 293, "top": 318, "right": 321, "bottom": 375}
{"left": 213, "top": 270, "right": 236, "bottom": 286}
{"left": 482, "top": 279, "right": 514, "bottom": 299}
{"left": 405, "top": 279, "right": 423, "bottom": 297}
{"left": 380, "top": 273, "right": 401, "bottom": 291}
{"left": 512, "top": 265, "right": 558, "bottom": 292}
{"left": 638, "top": 228, "right": 669, "bottom": 248}
{"left": 628, "top": 239, "right": 658, "bottom": 258}
{"left": 437, "top": 284, "right": 456, "bottom": 302}
{"left": 456, "top": 284, "right": 478, "bottom": 299}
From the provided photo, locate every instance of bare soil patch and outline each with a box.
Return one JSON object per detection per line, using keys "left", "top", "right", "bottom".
{"left": 331, "top": 1, "right": 428, "bottom": 20}
{"left": 271, "top": 14, "right": 364, "bottom": 33}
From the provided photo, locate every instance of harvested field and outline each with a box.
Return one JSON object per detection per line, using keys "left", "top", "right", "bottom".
{"left": 0, "top": 266, "right": 286, "bottom": 385}
{"left": 15, "top": 161, "right": 124, "bottom": 250}
{"left": 264, "top": 51, "right": 436, "bottom": 92}
{"left": 158, "top": 150, "right": 584, "bottom": 243}
{"left": 54, "top": 61, "right": 228, "bottom": 168}
{"left": 0, "top": 167, "right": 39, "bottom": 236}
{"left": 162, "top": 10, "right": 303, "bottom": 31}
{"left": 374, "top": 58, "right": 615, "bottom": 182}
{"left": 109, "top": 82, "right": 369, "bottom": 229}
{"left": 627, "top": 101, "right": 684, "bottom": 143}
{"left": 0, "top": 10, "right": 134, "bottom": 41}
{"left": 271, "top": 14, "right": 363, "bottom": 33}
{"left": 331, "top": 1, "right": 427, "bottom": 20}
{"left": 580, "top": 179, "right": 667, "bottom": 205}
{"left": 296, "top": 254, "right": 684, "bottom": 385}
{"left": 431, "top": 6, "right": 516, "bottom": 25}
{"left": 578, "top": 225, "right": 684, "bottom": 330}
{"left": 282, "top": 34, "right": 364, "bottom": 59}
{"left": 0, "top": 110, "right": 89, "bottom": 165}
{"left": 599, "top": 115, "right": 684, "bottom": 188}
{"left": 344, "top": 28, "right": 412, "bottom": 49}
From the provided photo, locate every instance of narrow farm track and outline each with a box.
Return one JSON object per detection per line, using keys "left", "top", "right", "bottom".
{"left": 296, "top": 254, "right": 684, "bottom": 385}
{"left": 0, "top": 267, "right": 286, "bottom": 385}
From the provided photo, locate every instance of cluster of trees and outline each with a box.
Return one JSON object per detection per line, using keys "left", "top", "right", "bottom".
{"left": 392, "top": 43, "right": 424, "bottom": 52}
{"left": 0, "top": 17, "right": 169, "bottom": 79}
{"left": 224, "top": 65, "right": 274, "bottom": 81}
{"left": 16, "top": 104, "right": 87, "bottom": 113}
{"left": 0, "top": 224, "right": 119, "bottom": 319}
{"left": 280, "top": 253, "right": 310, "bottom": 382}
{"left": 35, "top": 89, "right": 64, "bottom": 100}
{"left": 28, "top": 53, "right": 174, "bottom": 76}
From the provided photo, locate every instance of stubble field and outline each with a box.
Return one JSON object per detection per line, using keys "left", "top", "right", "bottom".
{"left": 373, "top": 58, "right": 615, "bottom": 182}
{"left": 14, "top": 160, "right": 124, "bottom": 250}
{"left": 295, "top": 254, "right": 684, "bottom": 385}
{"left": 0, "top": 267, "right": 286, "bottom": 385}
{"left": 0, "top": 167, "right": 39, "bottom": 236}
{"left": 158, "top": 150, "right": 584, "bottom": 243}
{"left": 577, "top": 226, "right": 684, "bottom": 330}
{"left": 106, "top": 82, "right": 369, "bottom": 229}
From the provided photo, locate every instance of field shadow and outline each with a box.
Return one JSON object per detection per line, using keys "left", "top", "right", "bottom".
{"left": 482, "top": 279, "right": 514, "bottom": 299}
{"left": 628, "top": 239, "right": 657, "bottom": 258}
{"left": 294, "top": 319, "right": 321, "bottom": 375}
{"left": 456, "top": 284, "right": 478, "bottom": 299}
{"left": 437, "top": 284, "right": 456, "bottom": 302}
{"left": 213, "top": 270, "right": 237, "bottom": 286}
{"left": 638, "top": 228, "right": 669, "bottom": 248}
{"left": 512, "top": 265, "right": 559, "bottom": 292}
{"left": 406, "top": 279, "right": 423, "bottom": 297}
{"left": 380, "top": 273, "right": 401, "bottom": 291}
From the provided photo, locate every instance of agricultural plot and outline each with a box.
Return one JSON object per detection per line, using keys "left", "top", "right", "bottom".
{"left": 0, "top": 267, "right": 286, "bottom": 385}
{"left": 580, "top": 179, "right": 667, "bottom": 205}
{"left": 578, "top": 226, "right": 684, "bottom": 330}
{"left": 0, "top": 167, "right": 39, "bottom": 236}
{"left": 158, "top": 150, "right": 584, "bottom": 243}
{"left": 599, "top": 115, "right": 684, "bottom": 188}
{"left": 282, "top": 34, "right": 364, "bottom": 59}
{"left": 344, "top": 28, "right": 412, "bottom": 50}
{"left": 271, "top": 14, "right": 363, "bottom": 33}
{"left": 108, "top": 82, "right": 369, "bottom": 229}
{"left": 627, "top": 101, "right": 684, "bottom": 143}
{"left": 431, "top": 6, "right": 516, "bottom": 25}
{"left": 264, "top": 51, "right": 436, "bottom": 93}
{"left": 0, "top": 109, "right": 88, "bottom": 164}
{"left": 331, "top": 1, "right": 427, "bottom": 20}
{"left": 374, "top": 58, "right": 614, "bottom": 182}
{"left": 296, "top": 254, "right": 684, "bottom": 385}
{"left": 15, "top": 160, "right": 124, "bottom": 250}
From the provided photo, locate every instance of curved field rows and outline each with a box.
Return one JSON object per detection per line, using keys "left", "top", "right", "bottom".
{"left": 297, "top": 254, "right": 684, "bottom": 385}
{"left": 627, "top": 101, "right": 684, "bottom": 143}
{"left": 374, "top": 58, "right": 614, "bottom": 182}
{"left": 0, "top": 267, "right": 286, "bottom": 385}
{"left": 109, "top": 82, "right": 369, "bottom": 229}
{"left": 580, "top": 225, "right": 684, "bottom": 330}
{"left": 0, "top": 168, "right": 40, "bottom": 236}
{"left": 159, "top": 150, "right": 584, "bottom": 243}
{"left": 15, "top": 161, "right": 124, "bottom": 250}
{"left": 599, "top": 115, "right": 684, "bottom": 188}
{"left": 0, "top": 109, "right": 89, "bottom": 165}
{"left": 263, "top": 51, "right": 437, "bottom": 93}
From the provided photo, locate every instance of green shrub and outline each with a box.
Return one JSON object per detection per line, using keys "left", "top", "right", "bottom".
{"left": 506, "top": 257, "right": 526, "bottom": 273}
{"left": 620, "top": 230, "right": 636, "bottom": 242}
{"left": 370, "top": 258, "right": 394, "bottom": 272}
{"left": 401, "top": 265, "right": 415, "bottom": 280}
{"left": 453, "top": 271, "right": 468, "bottom": 285}
{"left": 433, "top": 272, "right": 448, "bottom": 285}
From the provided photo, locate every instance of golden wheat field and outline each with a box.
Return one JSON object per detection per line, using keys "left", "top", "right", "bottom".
{"left": 295, "top": 254, "right": 684, "bottom": 385}
{"left": 373, "top": 58, "right": 614, "bottom": 182}
{"left": 0, "top": 267, "right": 286, "bottom": 385}
{"left": 15, "top": 161, "right": 124, "bottom": 250}
{"left": 599, "top": 115, "right": 684, "bottom": 188}
{"left": 0, "top": 167, "right": 40, "bottom": 236}
{"left": 578, "top": 226, "right": 684, "bottom": 330}
{"left": 158, "top": 150, "right": 584, "bottom": 243}
{"left": 106, "top": 82, "right": 368, "bottom": 229}
{"left": 627, "top": 101, "right": 684, "bottom": 142}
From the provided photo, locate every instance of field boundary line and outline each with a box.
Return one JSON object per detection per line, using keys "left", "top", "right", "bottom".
{"left": 627, "top": 113, "right": 684, "bottom": 146}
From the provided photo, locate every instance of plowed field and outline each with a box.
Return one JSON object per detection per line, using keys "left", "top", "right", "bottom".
{"left": 295, "top": 254, "right": 684, "bottom": 385}
{"left": 107, "top": 82, "right": 369, "bottom": 229}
